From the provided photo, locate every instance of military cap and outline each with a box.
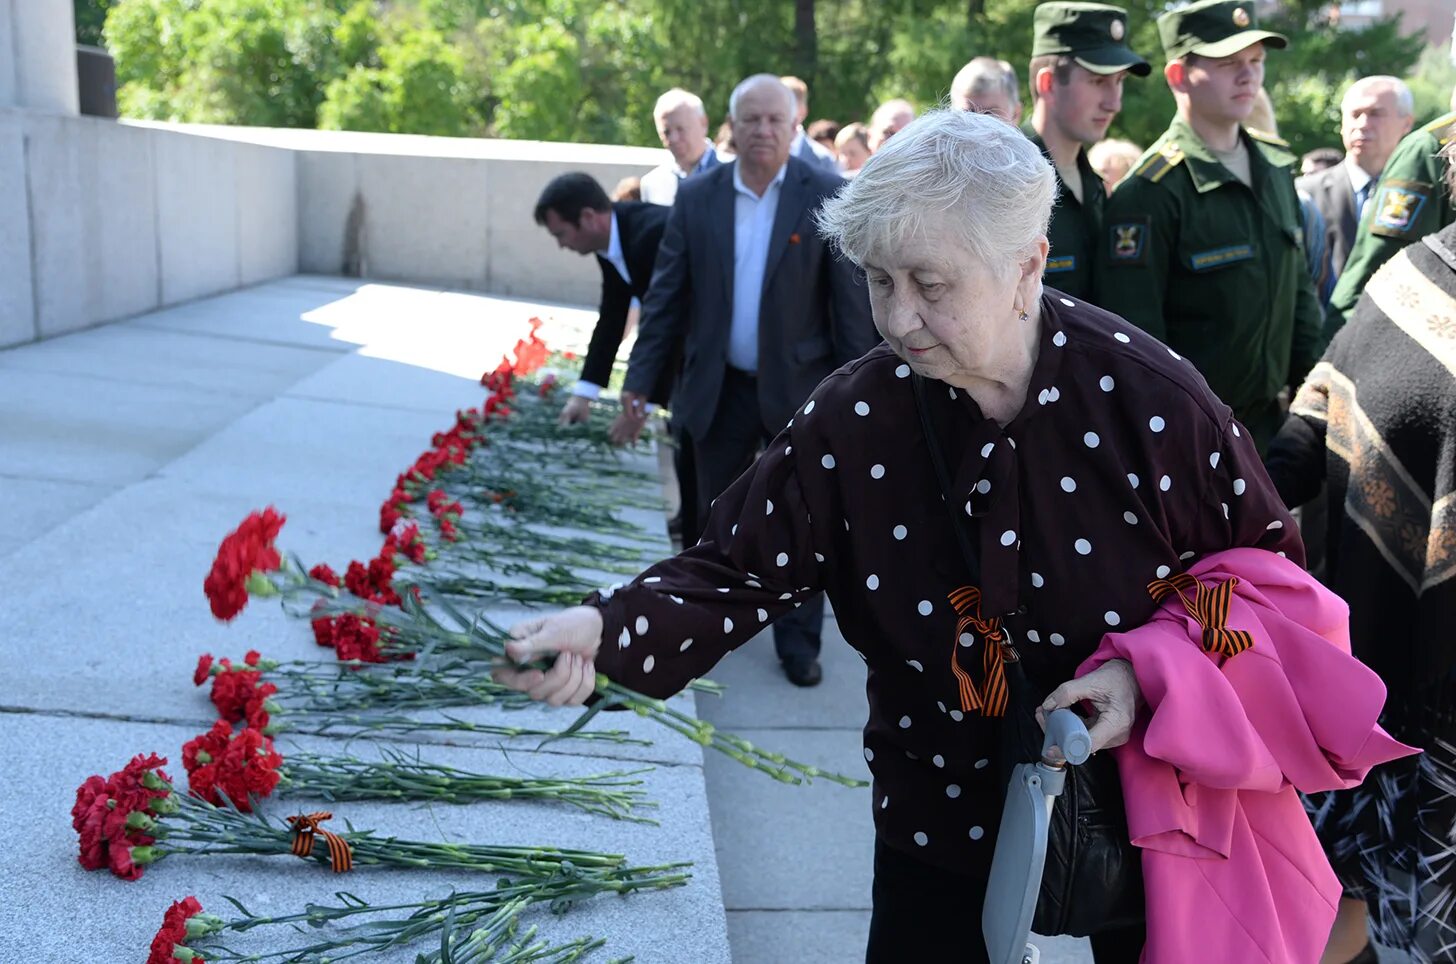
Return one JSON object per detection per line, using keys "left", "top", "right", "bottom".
{"left": 1033, "top": 2, "right": 1151, "bottom": 77}
{"left": 1157, "top": 0, "right": 1287, "bottom": 61}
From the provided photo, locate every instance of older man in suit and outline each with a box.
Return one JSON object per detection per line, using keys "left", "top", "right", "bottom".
{"left": 615, "top": 74, "right": 878, "bottom": 687}
{"left": 640, "top": 88, "right": 722, "bottom": 207}
{"left": 1296, "top": 76, "right": 1414, "bottom": 305}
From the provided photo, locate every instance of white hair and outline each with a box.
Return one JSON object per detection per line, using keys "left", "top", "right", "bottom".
{"left": 951, "top": 58, "right": 1019, "bottom": 108}
{"left": 816, "top": 108, "right": 1056, "bottom": 275}
{"left": 728, "top": 74, "right": 796, "bottom": 122}
{"left": 654, "top": 87, "right": 707, "bottom": 120}
{"left": 1343, "top": 75, "right": 1414, "bottom": 118}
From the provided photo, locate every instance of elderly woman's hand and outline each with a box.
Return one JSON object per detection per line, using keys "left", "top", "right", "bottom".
{"left": 1037, "top": 658, "right": 1142, "bottom": 754}
{"left": 490, "top": 606, "right": 604, "bottom": 707}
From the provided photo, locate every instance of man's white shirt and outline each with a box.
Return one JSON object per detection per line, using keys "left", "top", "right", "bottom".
{"left": 728, "top": 161, "right": 788, "bottom": 373}
{"left": 572, "top": 212, "right": 631, "bottom": 401}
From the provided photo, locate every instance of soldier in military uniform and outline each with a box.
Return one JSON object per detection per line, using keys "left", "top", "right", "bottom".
{"left": 1325, "top": 97, "right": 1456, "bottom": 335}
{"left": 1095, "top": 0, "right": 1322, "bottom": 453}
{"left": 1021, "top": 2, "right": 1150, "bottom": 303}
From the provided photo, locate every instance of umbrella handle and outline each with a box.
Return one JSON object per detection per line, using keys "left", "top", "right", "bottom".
{"left": 1042, "top": 708, "right": 1092, "bottom": 766}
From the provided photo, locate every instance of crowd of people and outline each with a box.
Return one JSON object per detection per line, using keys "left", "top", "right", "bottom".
{"left": 520, "top": 2, "right": 1456, "bottom": 961}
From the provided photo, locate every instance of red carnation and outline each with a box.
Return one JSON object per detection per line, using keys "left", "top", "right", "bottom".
{"left": 147, "top": 896, "right": 207, "bottom": 964}
{"left": 308, "top": 563, "right": 341, "bottom": 587}
{"left": 331, "top": 613, "right": 385, "bottom": 663}
{"left": 203, "top": 508, "right": 286, "bottom": 621}
{"left": 311, "top": 615, "right": 336, "bottom": 647}
{"left": 207, "top": 659, "right": 275, "bottom": 724}
{"left": 73, "top": 754, "right": 173, "bottom": 880}
{"left": 186, "top": 725, "right": 281, "bottom": 811}
{"left": 192, "top": 654, "right": 214, "bottom": 686}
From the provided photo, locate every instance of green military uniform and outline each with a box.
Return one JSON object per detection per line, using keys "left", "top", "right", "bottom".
{"left": 1094, "top": 0, "right": 1322, "bottom": 452}
{"left": 1325, "top": 110, "right": 1456, "bottom": 336}
{"left": 1026, "top": 2, "right": 1149, "bottom": 301}
{"left": 1026, "top": 129, "right": 1105, "bottom": 300}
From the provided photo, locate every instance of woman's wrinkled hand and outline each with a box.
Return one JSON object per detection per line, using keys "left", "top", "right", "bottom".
{"left": 490, "top": 606, "right": 605, "bottom": 707}
{"left": 1037, "top": 658, "right": 1142, "bottom": 754}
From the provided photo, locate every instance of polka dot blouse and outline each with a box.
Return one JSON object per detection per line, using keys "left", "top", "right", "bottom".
{"left": 591, "top": 292, "right": 1302, "bottom": 874}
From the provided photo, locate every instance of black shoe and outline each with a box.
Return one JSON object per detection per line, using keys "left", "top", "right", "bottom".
{"left": 782, "top": 657, "right": 823, "bottom": 687}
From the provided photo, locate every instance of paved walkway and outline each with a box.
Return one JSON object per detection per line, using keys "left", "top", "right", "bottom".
{"left": 0, "top": 277, "right": 727, "bottom": 962}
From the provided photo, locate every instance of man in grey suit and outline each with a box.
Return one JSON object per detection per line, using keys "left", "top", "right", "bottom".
{"left": 615, "top": 74, "right": 878, "bottom": 687}
{"left": 781, "top": 75, "right": 841, "bottom": 173}
{"left": 1297, "top": 76, "right": 1414, "bottom": 306}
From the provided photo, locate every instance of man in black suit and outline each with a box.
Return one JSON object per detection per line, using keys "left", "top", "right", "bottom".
{"left": 533, "top": 173, "right": 696, "bottom": 536}
{"left": 533, "top": 173, "right": 677, "bottom": 420}
{"left": 614, "top": 74, "right": 878, "bottom": 687}
{"left": 1296, "top": 75, "right": 1414, "bottom": 306}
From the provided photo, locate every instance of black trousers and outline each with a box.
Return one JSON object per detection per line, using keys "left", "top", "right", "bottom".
{"left": 689, "top": 367, "right": 824, "bottom": 662}
{"left": 866, "top": 839, "right": 1145, "bottom": 963}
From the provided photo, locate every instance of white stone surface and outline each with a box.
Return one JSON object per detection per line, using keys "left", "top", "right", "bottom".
{"left": 0, "top": 277, "right": 730, "bottom": 962}
{"left": 236, "top": 141, "right": 299, "bottom": 286}
{"left": 0, "top": 110, "right": 33, "bottom": 346}
{"left": 2, "top": 0, "right": 79, "bottom": 113}
{"left": 155, "top": 127, "right": 243, "bottom": 304}
{"left": 24, "top": 111, "right": 160, "bottom": 337}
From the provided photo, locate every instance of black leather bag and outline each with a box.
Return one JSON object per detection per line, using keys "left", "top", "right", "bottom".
{"left": 911, "top": 374, "right": 1143, "bottom": 938}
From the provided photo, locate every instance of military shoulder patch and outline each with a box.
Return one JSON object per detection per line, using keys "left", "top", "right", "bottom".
{"left": 1419, "top": 111, "right": 1456, "bottom": 147}
{"left": 1107, "top": 217, "right": 1150, "bottom": 266}
{"left": 1134, "top": 142, "right": 1184, "bottom": 184}
{"left": 1369, "top": 179, "right": 1431, "bottom": 240}
{"left": 1245, "top": 127, "right": 1289, "bottom": 149}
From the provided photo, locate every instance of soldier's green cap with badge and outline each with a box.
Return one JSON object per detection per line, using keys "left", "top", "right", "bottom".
{"left": 1157, "top": 0, "right": 1287, "bottom": 60}
{"left": 1032, "top": 3, "right": 1151, "bottom": 78}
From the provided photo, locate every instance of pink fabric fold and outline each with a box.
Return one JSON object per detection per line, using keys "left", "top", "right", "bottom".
{"left": 1077, "top": 547, "right": 1419, "bottom": 963}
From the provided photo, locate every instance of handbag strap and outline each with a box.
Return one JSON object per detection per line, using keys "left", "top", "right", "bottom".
{"left": 911, "top": 374, "right": 1017, "bottom": 717}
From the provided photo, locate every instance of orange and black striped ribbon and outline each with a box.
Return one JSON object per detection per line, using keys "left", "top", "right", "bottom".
{"left": 288, "top": 811, "right": 354, "bottom": 873}
{"left": 1147, "top": 572, "right": 1254, "bottom": 658}
{"left": 947, "top": 586, "right": 1010, "bottom": 716}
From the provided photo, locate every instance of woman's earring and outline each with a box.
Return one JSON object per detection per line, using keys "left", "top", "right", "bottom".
{"left": 1016, "top": 305, "right": 1029, "bottom": 323}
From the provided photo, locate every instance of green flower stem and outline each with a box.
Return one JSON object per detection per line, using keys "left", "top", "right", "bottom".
{"left": 276, "top": 749, "right": 656, "bottom": 822}
{"left": 156, "top": 793, "right": 682, "bottom": 881}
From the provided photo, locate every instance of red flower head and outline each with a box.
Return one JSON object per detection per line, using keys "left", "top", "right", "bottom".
{"left": 74, "top": 754, "right": 174, "bottom": 879}
{"left": 185, "top": 725, "right": 282, "bottom": 811}
{"left": 203, "top": 508, "right": 286, "bottom": 621}
{"left": 311, "top": 615, "right": 336, "bottom": 647}
{"left": 308, "top": 563, "right": 341, "bottom": 588}
{"left": 147, "top": 896, "right": 210, "bottom": 964}
{"left": 386, "top": 524, "right": 427, "bottom": 564}
{"left": 192, "top": 654, "right": 214, "bottom": 687}
{"left": 331, "top": 613, "right": 385, "bottom": 663}
{"left": 207, "top": 658, "right": 275, "bottom": 724}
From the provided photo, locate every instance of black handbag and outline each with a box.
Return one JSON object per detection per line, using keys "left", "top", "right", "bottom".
{"left": 911, "top": 373, "right": 1144, "bottom": 938}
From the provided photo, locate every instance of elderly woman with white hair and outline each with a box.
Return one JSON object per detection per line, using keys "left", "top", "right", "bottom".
{"left": 495, "top": 109, "right": 1306, "bottom": 961}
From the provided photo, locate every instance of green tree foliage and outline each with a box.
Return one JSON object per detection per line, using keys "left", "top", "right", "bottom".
{"left": 101, "top": 0, "right": 1431, "bottom": 153}
{"left": 75, "top": 0, "right": 116, "bottom": 47}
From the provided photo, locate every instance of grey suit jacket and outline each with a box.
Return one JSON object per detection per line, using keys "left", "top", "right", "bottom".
{"left": 625, "top": 156, "right": 878, "bottom": 441}
{"left": 794, "top": 133, "right": 840, "bottom": 174}
{"left": 1296, "top": 163, "right": 1360, "bottom": 277}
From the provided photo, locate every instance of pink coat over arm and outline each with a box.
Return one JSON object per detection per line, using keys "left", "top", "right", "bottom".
{"left": 1078, "top": 547, "right": 1419, "bottom": 964}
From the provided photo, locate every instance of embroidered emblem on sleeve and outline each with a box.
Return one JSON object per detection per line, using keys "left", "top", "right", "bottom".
{"left": 1108, "top": 218, "right": 1149, "bottom": 265}
{"left": 1369, "top": 180, "right": 1431, "bottom": 239}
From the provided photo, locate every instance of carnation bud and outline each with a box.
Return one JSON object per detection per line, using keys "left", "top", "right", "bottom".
{"left": 244, "top": 570, "right": 278, "bottom": 597}
{"left": 124, "top": 810, "right": 156, "bottom": 833}
{"left": 184, "top": 913, "right": 226, "bottom": 939}
{"left": 172, "top": 944, "right": 202, "bottom": 962}
{"left": 148, "top": 793, "right": 180, "bottom": 816}
{"left": 129, "top": 846, "right": 162, "bottom": 865}
{"left": 140, "top": 771, "right": 173, "bottom": 792}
